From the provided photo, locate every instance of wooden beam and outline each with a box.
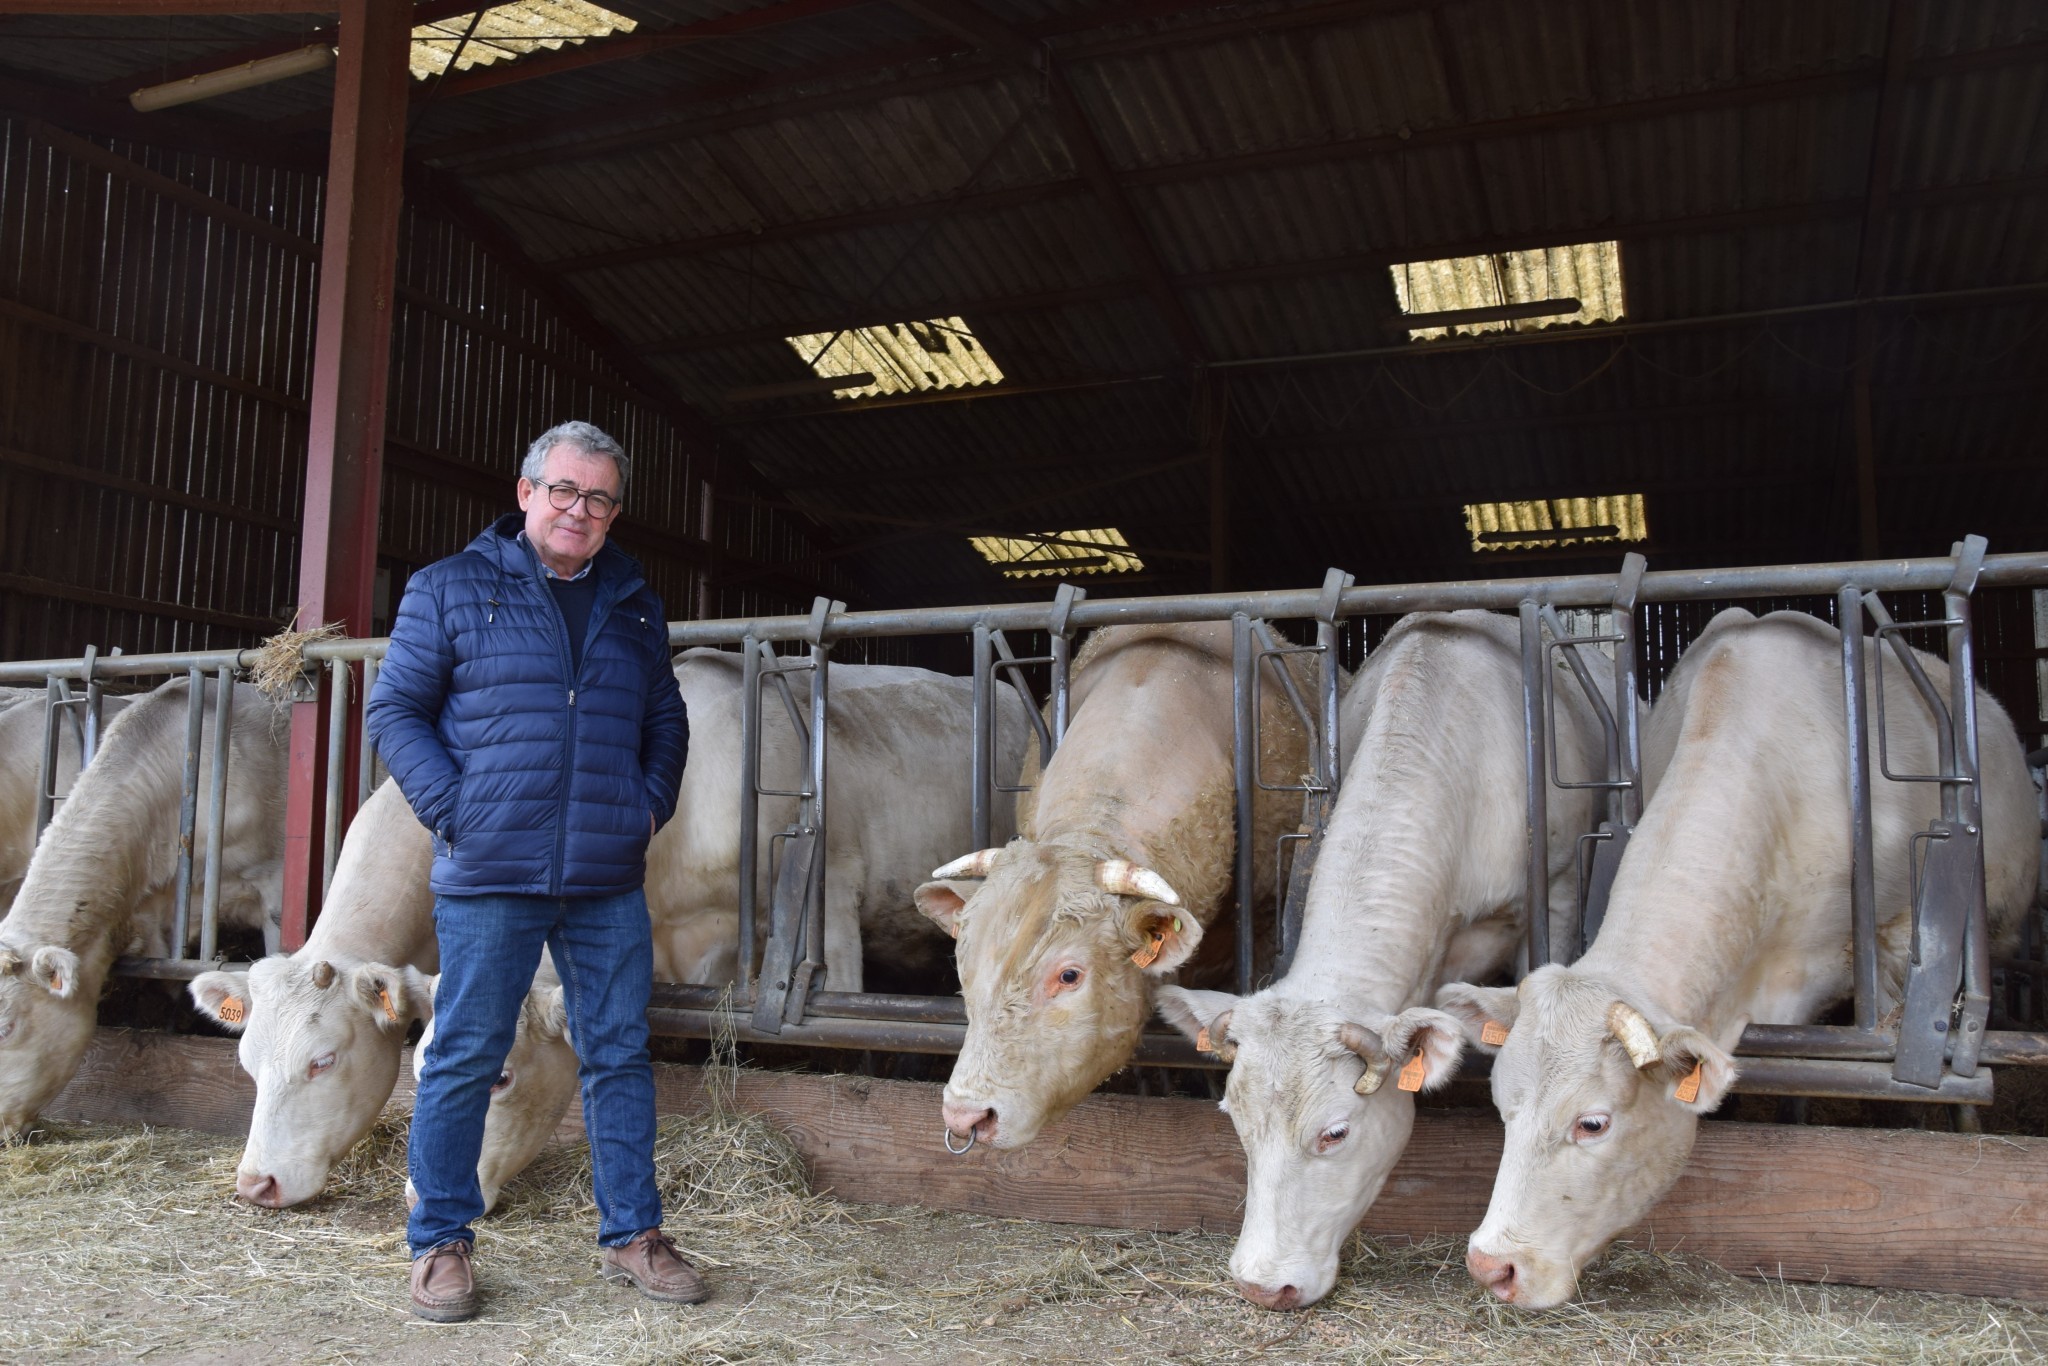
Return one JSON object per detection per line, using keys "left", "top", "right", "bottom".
{"left": 0, "top": 294, "right": 306, "bottom": 410}
{"left": 0, "top": 443, "right": 296, "bottom": 533}
{"left": 0, "top": 573, "right": 282, "bottom": 635}
{"left": 45, "top": 1029, "right": 2048, "bottom": 1300}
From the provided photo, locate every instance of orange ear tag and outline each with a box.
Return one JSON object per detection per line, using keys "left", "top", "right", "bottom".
{"left": 1130, "top": 917, "right": 1179, "bottom": 969}
{"left": 377, "top": 986, "right": 400, "bottom": 1023}
{"left": 1673, "top": 1061, "right": 1703, "bottom": 1104}
{"left": 1396, "top": 1049, "right": 1428, "bottom": 1093}
{"left": 1480, "top": 1020, "right": 1510, "bottom": 1047}
{"left": 50, "top": 975, "right": 65, "bottom": 995}
{"left": 218, "top": 995, "right": 245, "bottom": 1025}
{"left": 1195, "top": 1026, "right": 1212, "bottom": 1053}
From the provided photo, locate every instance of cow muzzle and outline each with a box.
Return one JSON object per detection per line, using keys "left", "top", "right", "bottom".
{"left": 236, "top": 1170, "right": 286, "bottom": 1208}
{"left": 940, "top": 1099, "right": 998, "bottom": 1152}
{"left": 1234, "top": 1277, "right": 1304, "bottom": 1311}
{"left": 1465, "top": 1244, "right": 1520, "bottom": 1303}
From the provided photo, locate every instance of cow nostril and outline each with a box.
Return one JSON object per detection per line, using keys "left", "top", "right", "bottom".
{"left": 975, "top": 1107, "right": 998, "bottom": 1138}
{"left": 1233, "top": 1278, "right": 1302, "bottom": 1311}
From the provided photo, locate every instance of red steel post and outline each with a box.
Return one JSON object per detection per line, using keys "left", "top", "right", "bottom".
{"left": 280, "top": 0, "right": 410, "bottom": 950}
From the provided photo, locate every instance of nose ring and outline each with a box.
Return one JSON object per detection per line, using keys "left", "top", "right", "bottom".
{"left": 943, "top": 1127, "right": 977, "bottom": 1155}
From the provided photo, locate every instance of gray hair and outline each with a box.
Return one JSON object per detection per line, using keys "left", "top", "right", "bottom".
{"left": 522, "top": 420, "right": 630, "bottom": 492}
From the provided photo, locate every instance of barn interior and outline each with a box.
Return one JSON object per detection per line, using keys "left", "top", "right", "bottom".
{"left": 1, "top": 1, "right": 2042, "bottom": 662}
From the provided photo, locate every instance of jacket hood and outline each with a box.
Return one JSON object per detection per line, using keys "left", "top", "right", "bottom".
{"left": 468, "top": 511, "right": 645, "bottom": 589}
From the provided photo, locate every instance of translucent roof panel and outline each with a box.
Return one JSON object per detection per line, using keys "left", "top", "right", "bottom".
{"left": 785, "top": 317, "right": 1004, "bottom": 399}
{"left": 968, "top": 528, "right": 1144, "bottom": 579}
{"left": 1390, "top": 242, "right": 1625, "bottom": 340}
{"left": 411, "top": 2, "right": 635, "bottom": 80}
{"left": 1464, "top": 493, "right": 1648, "bottom": 553}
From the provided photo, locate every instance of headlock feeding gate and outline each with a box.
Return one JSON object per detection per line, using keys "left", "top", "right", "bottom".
{"left": 6, "top": 538, "right": 2046, "bottom": 1110}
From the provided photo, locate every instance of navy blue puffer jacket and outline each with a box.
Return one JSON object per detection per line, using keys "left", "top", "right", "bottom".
{"left": 367, "top": 514, "right": 688, "bottom": 897}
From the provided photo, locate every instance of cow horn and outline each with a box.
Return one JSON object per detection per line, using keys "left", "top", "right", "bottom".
{"left": 310, "top": 959, "right": 337, "bottom": 990}
{"left": 1606, "top": 1001, "right": 1663, "bottom": 1070}
{"left": 931, "top": 848, "right": 1004, "bottom": 880}
{"left": 1095, "top": 859, "right": 1181, "bottom": 906}
{"left": 1338, "top": 1021, "right": 1392, "bottom": 1096}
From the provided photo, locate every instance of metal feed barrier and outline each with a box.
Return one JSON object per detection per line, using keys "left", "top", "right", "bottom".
{"left": 5, "top": 540, "right": 2046, "bottom": 1107}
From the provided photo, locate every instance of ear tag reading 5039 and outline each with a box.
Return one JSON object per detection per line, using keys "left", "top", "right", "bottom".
{"left": 1397, "top": 1049, "right": 1428, "bottom": 1093}
{"left": 218, "top": 995, "right": 245, "bottom": 1025}
{"left": 1673, "top": 1061, "right": 1703, "bottom": 1104}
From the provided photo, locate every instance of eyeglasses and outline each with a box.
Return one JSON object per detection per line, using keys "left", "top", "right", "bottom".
{"left": 532, "top": 479, "right": 621, "bottom": 519}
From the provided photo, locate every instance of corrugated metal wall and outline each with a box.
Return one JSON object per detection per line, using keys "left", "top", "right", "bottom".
{"left": 0, "top": 113, "right": 838, "bottom": 665}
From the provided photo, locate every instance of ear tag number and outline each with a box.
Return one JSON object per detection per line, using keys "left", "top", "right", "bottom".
{"left": 1397, "top": 1049, "right": 1427, "bottom": 1093}
{"left": 1195, "top": 1026, "right": 1211, "bottom": 1053}
{"left": 1673, "top": 1061, "right": 1703, "bottom": 1104}
{"left": 218, "top": 995, "right": 245, "bottom": 1025}
{"left": 378, "top": 986, "right": 400, "bottom": 1023}
{"left": 1480, "top": 1020, "right": 1510, "bottom": 1046}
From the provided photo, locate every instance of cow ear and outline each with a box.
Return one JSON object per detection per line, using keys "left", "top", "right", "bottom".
{"left": 350, "top": 963, "right": 431, "bottom": 1031}
{"left": 1154, "top": 987, "right": 1240, "bottom": 1052}
{"left": 189, "top": 970, "right": 253, "bottom": 1031}
{"left": 528, "top": 985, "right": 571, "bottom": 1044}
{"left": 1125, "top": 906, "right": 1202, "bottom": 977}
{"left": 1654, "top": 1026, "right": 1737, "bottom": 1114}
{"left": 914, "top": 880, "right": 978, "bottom": 938}
{"left": 1434, "top": 982, "right": 1520, "bottom": 1049}
{"left": 1370, "top": 1007, "right": 1468, "bottom": 1093}
{"left": 28, "top": 946, "right": 80, "bottom": 1000}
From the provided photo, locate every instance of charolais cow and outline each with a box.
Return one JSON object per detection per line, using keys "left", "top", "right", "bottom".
{"left": 919, "top": 621, "right": 1323, "bottom": 1152}
{"left": 1438, "top": 608, "right": 2039, "bottom": 1309}
{"left": 192, "top": 648, "right": 1019, "bottom": 1206}
{"left": 1156, "top": 610, "right": 1609, "bottom": 1310}
{"left": 0, "top": 676, "right": 284, "bottom": 1139}
{"left": 1, "top": 690, "right": 130, "bottom": 912}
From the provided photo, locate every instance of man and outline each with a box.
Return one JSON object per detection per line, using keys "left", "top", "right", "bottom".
{"left": 367, "top": 420, "right": 700, "bottom": 1322}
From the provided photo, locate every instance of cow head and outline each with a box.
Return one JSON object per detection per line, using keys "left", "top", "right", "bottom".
{"left": 918, "top": 841, "right": 1198, "bottom": 1149}
{"left": 404, "top": 976, "right": 579, "bottom": 1214}
{"left": 1157, "top": 986, "right": 1464, "bottom": 1310}
{"left": 191, "top": 955, "right": 431, "bottom": 1207}
{"left": 0, "top": 941, "right": 91, "bottom": 1141}
{"left": 1437, "top": 967, "right": 1736, "bottom": 1309}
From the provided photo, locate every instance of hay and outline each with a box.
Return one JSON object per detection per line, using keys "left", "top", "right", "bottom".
{"left": 4, "top": 1057, "right": 2046, "bottom": 1364}
{"left": 246, "top": 620, "right": 345, "bottom": 699}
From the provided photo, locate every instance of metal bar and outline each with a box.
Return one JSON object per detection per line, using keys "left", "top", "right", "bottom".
{"left": 34, "top": 675, "right": 61, "bottom": 839}
{"left": 358, "top": 653, "right": 380, "bottom": 807}
{"left": 1726, "top": 1056, "right": 1993, "bottom": 1105}
{"left": 1231, "top": 611, "right": 1257, "bottom": 994}
{"left": 736, "top": 634, "right": 762, "bottom": 992}
{"left": 323, "top": 658, "right": 350, "bottom": 898}
{"left": 1611, "top": 553, "right": 1647, "bottom": 825}
{"left": 1862, "top": 594, "right": 1960, "bottom": 791}
{"left": 1947, "top": 537, "right": 1993, "bottom": 1076}
{"left": 1539, "top": 604, "right": 1620, "bottom": 782}
{"left": 971, "top": 621, "right": 994, "bottom": 851}
{"left": 801, "top": 636, "right": 831, "bottom": 1001}
{"left": 199, "top": 668, "right": 234, "bottom": 964}
{"left": 1841, "top": 585, "right": 1881, "bottom": 1031}
{"left": 990, "top": 631, "right": 1055, "bottom": 769}
{"left": 1519, "top": 601, "right": 1552, "bottom": 971}
{"left": 170, "top": 667, "right": 206, "bottom": 958}
{"left": 1049, "top": 582, "right": 1082, "bottom": 752}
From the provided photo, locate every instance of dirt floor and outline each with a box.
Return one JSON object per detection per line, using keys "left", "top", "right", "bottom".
{"left": 3, "top": 1099, "right": 2045, "bottom": 1366}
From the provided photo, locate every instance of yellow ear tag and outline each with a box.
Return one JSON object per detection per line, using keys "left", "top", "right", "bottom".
{"left": 218, "top": 995, "right": 245, "bottom": 1025}
{"left": 1195, "top": 1026, "right": 1211, "bottom": 1053}
{"left": 1397, "top": 1049, "right": 1427, "bottom": 1093}
{"left": 377, "top": 986, "right": 399, "bottom": 1023}
{"left": 1480, "top": 1020, "right": 1510, "bottom": 1047}
{"left": 1673, "top": 1061, "right": 1703, "bottom": 1104}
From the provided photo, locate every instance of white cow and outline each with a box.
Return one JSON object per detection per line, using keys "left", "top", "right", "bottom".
{"left": 1440, "top": 609, "right": 2040, "bottom": 1309}
{"left": 193, "top": 649, "right": 1024, "bottom": 1205}
{"left": 0, "top": 676, "right": 284, "bottom": 1140}
{"left": 1156, "top": 611, "right": 1609, "bottom": 1310}
{"left": 1, "top": 689, "right": 130, "bottom": 911}
{"left": 920, "top": 622, "right": 1324, "bottom": 1152}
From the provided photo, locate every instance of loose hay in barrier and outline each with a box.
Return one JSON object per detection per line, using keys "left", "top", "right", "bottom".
{"left": 5, "top": 1082, "right": 2047, "bottom": 1365}
{"left": 246, "top": 620, "right": 345, "bottom": 700}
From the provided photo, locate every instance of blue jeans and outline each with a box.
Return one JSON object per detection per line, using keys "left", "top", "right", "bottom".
{"left": 407, "top": 889, "right": 662, "bottom": 1256}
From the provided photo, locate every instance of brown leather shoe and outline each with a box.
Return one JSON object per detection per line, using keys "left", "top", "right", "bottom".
{"left": 601, "top": 1228, "right": 710, "bottom": 1304}
{"left": 410, "top": 1240, "right": 478, "bottom": 1323}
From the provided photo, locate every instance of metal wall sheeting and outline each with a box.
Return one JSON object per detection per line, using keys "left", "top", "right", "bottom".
{"left": 0, "top": 112, "right": 838, "bottom": 663}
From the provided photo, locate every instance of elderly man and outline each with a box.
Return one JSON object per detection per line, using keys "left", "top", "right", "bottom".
{"left": 367, "top": 420, "right": 700, "bottom": 1322}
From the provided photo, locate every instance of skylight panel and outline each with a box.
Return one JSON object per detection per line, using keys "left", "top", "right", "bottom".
{"left": 969, "top": 528, "right": 1144, "bottom": 579}
{"left": 1391, "top": 242, "right": 1625, "bottom": 341}
{"left": 1464, "top": 494, "right": 1648, "bottom": 553}
{"left": 411, "top": 2, "right": 635, "bottom": 80}
{"left": 785, "top": 317, "right": 1005, "bottom": 399}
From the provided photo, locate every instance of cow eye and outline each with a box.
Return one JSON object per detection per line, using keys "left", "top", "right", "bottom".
{"left": 491, "top": 1069, "right": 514, "bottom": 1095}
{"left": 1572, "top": 1112, "right": 1611, "bottom": 1142}
{"left": 1051, "top": 965, "right": 1085, "bottom": 992}
{"left": 1316, "top": 1124, "right": 1349, "bottom": 1154}
{"left": 308, "top": 1052, "right": 336, "bottom": 1078}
